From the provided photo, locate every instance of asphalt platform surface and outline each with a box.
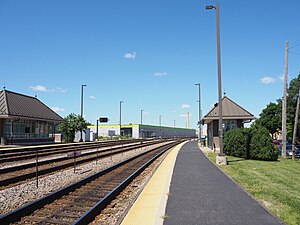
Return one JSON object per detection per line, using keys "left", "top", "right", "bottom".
{"left": 163, "top": 141, "right": 284, "bottom": 225}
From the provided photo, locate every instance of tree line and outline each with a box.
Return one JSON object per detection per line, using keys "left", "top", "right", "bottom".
{"left": 255, "top": 73, "right": 300, "bottom": 142}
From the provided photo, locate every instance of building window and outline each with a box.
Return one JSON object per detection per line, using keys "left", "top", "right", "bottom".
{"left": 223, "top": 120, "right": 237, "bottom": 132}
{"left": 4, "top": 119, "right": 55, "bottom": 139}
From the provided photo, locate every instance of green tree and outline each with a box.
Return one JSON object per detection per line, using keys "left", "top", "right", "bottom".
{"left": 255, "top": 102, "right": 281, "bottom": 138}
{"left": 286, "top": 73, "right": 300, "bottom": 141}
{"left": 255, "top": 73, "right": 300, "bottom": 141}
{"left": 58, "top": 113, "right": 89, "bottom": 142}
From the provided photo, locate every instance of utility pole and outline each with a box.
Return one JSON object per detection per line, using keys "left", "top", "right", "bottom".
{"left": 292, "top": 87, "right": 300, "bottom": 160}
{"left": 282, "top": 40, "right": 289, "bottom": 159}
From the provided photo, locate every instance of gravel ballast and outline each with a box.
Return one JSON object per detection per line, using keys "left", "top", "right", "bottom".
{"left": 0, "top": 142, "right": 168, "bottom": 216}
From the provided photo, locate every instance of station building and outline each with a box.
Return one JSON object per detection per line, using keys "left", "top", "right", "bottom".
{"left": 201, "top": 96, "right": 255, "bottom": 151}
{"left": 88, "top": 124, "right": 196, "bottom": 139}
{"left": 0, "top": 89, "right": 64, "bottom": 145}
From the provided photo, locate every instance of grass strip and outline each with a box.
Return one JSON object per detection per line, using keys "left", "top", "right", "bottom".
{"left": 207, "top": 153, "right": 300, "bottom": 225}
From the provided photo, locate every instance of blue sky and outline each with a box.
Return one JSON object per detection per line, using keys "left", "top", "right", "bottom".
{"left": 1, "top": 0, "right": 300, "bottom": 129}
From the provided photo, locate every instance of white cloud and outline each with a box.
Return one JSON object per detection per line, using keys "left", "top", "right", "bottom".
{"left": 29, "top": 85, "right": 67, "bottom": 93}
{"left": 30, "top": 85, "right": 47, "bottom": 92}
{"left": 54, "top": 87, "right": 67, "bottom": 93}
{"left": 51, "top": 107, "right": 65, "bottom": 113}
{"left": 89, "top": 95, "right": 97, "bottom": 99}
{"left": 153, "top": 72, "right": 167, "bottom": 77}
{"left": 279, "top": 75, "right": 284, "bottom": 81}
{"left": 279, "top": 74, "right": 289, "bottom": 81}
{"left": 181, "top": 104, "right": 191, "bottom": 109}
{"left": 260, "top": 76, "right": 276, "bottom": 84}
{"left": 179, "top": 113, "right": 192, "bottom": 118}
{"left": 124, "top": 52, "right": 136, "bottom": 59}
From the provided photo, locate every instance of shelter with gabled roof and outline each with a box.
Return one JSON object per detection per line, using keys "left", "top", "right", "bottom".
{"left": 0, "top": 89, "right": 63, "bottom": 145}
{"left": 201, "top": 96, "right": 255, "bottom": 150}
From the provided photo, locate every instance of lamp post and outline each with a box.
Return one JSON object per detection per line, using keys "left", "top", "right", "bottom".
{"left": 79, "top": 84, "right": 87, "bottom": 142}
{"left": 96, "top": 119, "right": 99, "bottom": 140}
{"left": 120, "top": 101, "right": 124, "bottom": 136}
{"left": 159, "top": 115, "right": 162, "bottom": 126}
{"left": 195, "top": 83, "right": 202, "bottom": 143}
{"left": 206, "top": 4, "right": 226, "bottom": 164}
{"left": 141, "top": 110, "right": 144, "bottom": 125}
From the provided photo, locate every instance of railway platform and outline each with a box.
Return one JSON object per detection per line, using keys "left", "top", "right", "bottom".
{"left": 121, "top": 140, "right": 284, "bottom": 225}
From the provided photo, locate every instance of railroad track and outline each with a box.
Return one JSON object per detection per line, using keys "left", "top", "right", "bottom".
{"left": 0, "top": 140, "right": 167, "bottom": 188}
{"left": 0, "top": 139, "right": 148, "bottom": 164}
{"left": 0, "top": 141, "right": 181, "bottom": 225}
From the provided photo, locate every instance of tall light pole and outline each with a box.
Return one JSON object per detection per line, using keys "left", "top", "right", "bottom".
{"left": 80, "top": 84, "right": 87, "bottom": 117}
{"left": 96, "top": 119, "right": 99, "bottom": 140}
{"left": 159, "top": 115, "right": 162, "bottom": 126}
{"left": 119, "top": 101, "right": 124, "bottom": 136}
{"left": 195, "top": 83, "right": 202, "bottom": 142}
{"left": 206, "top": 4, "right": 226, "bottom": 164}
{"left": 141, "top": 110, "right": 144, "bottom": 125}
{"left": 79, "top": 84, "right": 87, "bottom": 142}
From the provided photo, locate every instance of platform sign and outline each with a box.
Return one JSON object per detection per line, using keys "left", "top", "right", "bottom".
{"left": 99, "top": 117, "right": 109, "bottom": 123}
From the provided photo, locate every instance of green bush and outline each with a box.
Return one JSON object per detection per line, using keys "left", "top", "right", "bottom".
{"left": 249, "top": 126, "right": 278, "bottom": 161}
{"left": 223, "top": 126, "right": 278, "bottom": 161}
{"left": 224, "top": 128, "right": 249, "bottom": 158}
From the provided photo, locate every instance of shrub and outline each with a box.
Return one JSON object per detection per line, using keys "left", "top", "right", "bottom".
{"left": 224, "top": 128, "right": 249, "bottom": 158}
{"left": 249, "top": 126, "right": 278, "bottom": 161}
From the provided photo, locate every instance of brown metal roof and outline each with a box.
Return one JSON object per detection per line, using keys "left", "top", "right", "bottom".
{"left": 202, "top": 96, "right": 255, "bottom": 124}
{"left": 0, "top": 90, "right": 63, "bottom": 122}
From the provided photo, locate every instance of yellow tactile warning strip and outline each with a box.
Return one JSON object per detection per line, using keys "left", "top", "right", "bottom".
{"left": 120, "top": 141, "right": 186, "bottom": 225}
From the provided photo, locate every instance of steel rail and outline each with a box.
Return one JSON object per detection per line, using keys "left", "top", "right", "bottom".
{"left": 0, "top": 139, "right": 147, "bottom": 163}
{"left": 0, "top": 141, "right": 179, "bottom": 225}
{"left": 0, "top": 139, "right": 139, "bottom": 154}
{"left": 0, "top": 140, "right": 166, "bottom": 187}
{"left": 73, "top": 141, "right": 178, "bottom": 225}
{"left": 0, "top": 141, "right": 155, "bottom": 174}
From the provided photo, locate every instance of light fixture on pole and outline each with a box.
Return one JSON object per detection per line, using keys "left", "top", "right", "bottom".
{"left": 195, "top": 83, "right": 202, "bottom": 142}
{"left": 119, "top": 101, "right": 124, "bottom": 136}
{"left": 206, "top": 3, "right": 227, "bottom": 164}
{"left": 80, "top": 84, "right": 87, "bottom": 142}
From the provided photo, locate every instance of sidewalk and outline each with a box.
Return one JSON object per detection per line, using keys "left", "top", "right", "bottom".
{"left": 163, "top": 141, "right": 284, "bottom": 225}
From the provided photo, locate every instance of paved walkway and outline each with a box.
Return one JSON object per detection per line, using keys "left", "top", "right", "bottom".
{"left": 164, "top": 141, "right": 284, "bottom": 225}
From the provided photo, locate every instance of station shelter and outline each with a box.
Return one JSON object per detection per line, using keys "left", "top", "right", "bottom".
{"left": 201, "top": 96, "right": 255, "bottom": 151}
{"left": 0, "top": 89, "right": 64, "bottom": 145}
